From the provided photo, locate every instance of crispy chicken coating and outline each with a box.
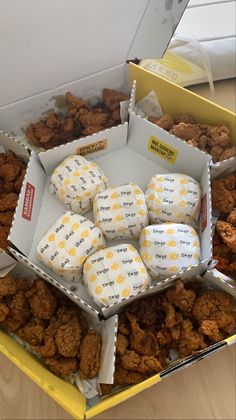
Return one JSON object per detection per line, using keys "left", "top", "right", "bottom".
{"left": 127, "top": 313, "right": 159, "bottom": 356}
{"left": 128, "top": 295, "right": 165, "bottom": 329}
{"left": 2, "top": 291, "right": 30, "bottom": 332}
{"left": 211, "top": 179, "right": 234, "bottom": 213}
{"left": 103, "top": 89, "right": 128, "bottom": 111}
{"left": 166, "top": 279, "right": 196, "bottom": 312}
{"left": 199, "top": 320, "right": 224, "bottom": 343}
{"left": 77, "top": 108, "right": 108, "bottom": 128}
{"left": 220, "top": 146, "right": 236, "bottom": 161}
{"left": 148, "top": 114, "right": 174, "bottom": 131}
{"left": 14, "top": 169, "right": 26, "bottom": 193}
{"left": 170, "top": 123, "right": 202, "bottom": 141}
{"left": 120, "top": 350, "right": 163, "bottom": 374}
{"left": 207, "top": 125, "right": 231, "bottom": 147}
{"left": 210, "top": 146, "right": 225, "bottom": 163}
{"left": 193, "top": 290, "right": 235, "bottom": 333}
{"left": 116, "top": 333, "right": 129, "bottom": 355}
{"left": 45, "top": 356, "right": 79, "bottom": 377}
{"left": 118, "top": 313, "right": 130, "bottom": 336}
{"left": 227, "top": 208, "right": 236, "bottom": 225}
{"left": 0, "top": 275, "right": 16, "bottom": 298}
{"left": 216, "top": 221, "right": 236, "bottom": 253}
{"left": 46, "top": 113, "right": 62, "bottom": 129}
{"left": 114, "top": 363, "right": 146, "bottom": 385}
{"left": 0, "top": 303, "right": 9, "bottom": 322}
{"left": 156, "top": 329, "right": 172, "bottom": 346}
{"left": 26, "top": 279, "right": 57, "bottom": 319}
{"left": 55, "top": 317, "right": 81, "bottom": 358}
{"left": 65, "top": 92, "right": 88, "bottom": 109}
{"left": 178, "top": 320, "right": 206, "bottom": 357}
{"left": 223, "top": 174, "right": 236, "bottom": 191}
{"left": 17, "top": 319, "right": 45, "bottom": 346}
{"left": 33, "top": 320, "right": 58, "bottom": 358}
{"left": 0, "top": 193, "right": 18, "bottom": 211}
{"left": 0, "top": 226, "right": 8, "bottom": 249}
{"left": 174, "top": 114, "right": 196, "bottom": 124}
{"left": 0, "top": 211, "right": 14, "bottom": 227}
{"left": 0, "top": 163, "right": 21, "bottom": 183}
{"left": 79, "top": 330, "right": 101, "bottom": 379}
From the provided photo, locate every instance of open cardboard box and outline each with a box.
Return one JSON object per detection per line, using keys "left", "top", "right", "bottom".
{"left": 0, "top": 0, "right": 189, "bottom": 153}
{"left": 1, "top": 256, "right": 235, "bottom": 419}
{"left": 8, "top": 118, "right": 212, "bottom": 319}
{"left": 0, "top": 130, "right": 30, "bottom": 259}
{"left": 210, "top": 156, "right": 236, "bottom": 289}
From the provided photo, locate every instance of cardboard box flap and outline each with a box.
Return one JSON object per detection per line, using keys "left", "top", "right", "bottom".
{"left": 0, "top": 0, "right": 188, "bottom": 107}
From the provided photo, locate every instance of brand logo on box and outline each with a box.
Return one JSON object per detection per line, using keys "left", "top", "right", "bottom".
{"left": 201, "top": 193, "right": 207, "bottom": 232}
{"left": 77, "top": 139, "right": 107, "bottom": 156}
{"left": 22, "top": 182, "right": 35, "bottom": 221}
{"left": 148, "top": 136, "right": 178, "bottom": 164}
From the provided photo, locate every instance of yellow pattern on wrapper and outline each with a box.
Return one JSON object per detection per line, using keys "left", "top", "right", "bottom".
{"left": 139, "top": 223, "right": 201, "bottom": 279}
{"left": 145, "top": 173, "right": 201, "bottom": 227}
{"left": 49, "top": 155, "right": 108, "bottom": 215}
{"left": 37, "top": 211, "right": 105, "bottom": 282}
{"left": 93, "top": 183, "right": 149, "bottom": 240}
{"left": 83, "top": 244, "right": 151, "bottom": 307}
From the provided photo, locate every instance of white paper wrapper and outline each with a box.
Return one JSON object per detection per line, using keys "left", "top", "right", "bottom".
{"left": 135, "top": 90, "right": 163, "bottom": 118}
{"left": 37, "top": 211, "right": 105, "bottom": 282}
{"left": 145, "top": 173, "right": 201, "bottom": 227}
{"left": 83, "top": 244, "right": 151, "bottom": 307}
{"left": 93, "top": 183, "right": 149, "bottom": 240}
{"left": 50, "top": 155, "right": 108, "bottom": 214}
{"left": 139, "top": 224, "right": 201, "bottom": 279}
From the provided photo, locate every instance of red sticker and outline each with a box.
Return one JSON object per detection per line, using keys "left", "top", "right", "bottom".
{"left": 22, "top": 182, "right": 35, "bottom": 221}
{"left": 201, "top": 193, "right": 207, "bottom": 232}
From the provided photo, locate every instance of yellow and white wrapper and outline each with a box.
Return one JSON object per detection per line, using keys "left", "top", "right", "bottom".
{"left": 93, "top": 183, "right": 149, "bottom": 240}
{"left": 83, "top": 244, "right": 151, "bottom": 307}
{"left": 37, "top": 211, "right": 105, "bottom": 282}
{"left": 145, "top": 173, "right": 201, "bottom": 227}
{"left": 139, "top": 223, "right": 201, "bottom": 279}
{"left": 50, "top": 155, "right": 108, "bottom": 214}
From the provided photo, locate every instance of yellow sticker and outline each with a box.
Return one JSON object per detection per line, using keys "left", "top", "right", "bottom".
{"left": 148, "top": 136, "right": 178, "bottom": 164}
{"left": 77, "top": 139, "right": 108, "bottom": 156}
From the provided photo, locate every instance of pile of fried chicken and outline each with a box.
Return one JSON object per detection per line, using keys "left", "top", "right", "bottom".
{"left": 25, "top": 89, "right": 129, "bottom": 149}
{"left": 148, "top": 113, "right": 235, "bottom": 163}
{"left": 212, "top": 172, "right": 236, "bottom": 278}
{"left": 0, "top": 152, "right": 26, "bottom": 250}
{"left": 0, "top": 275, "right": 101, "bottom": 379}
{"left": 100, "top": 279, "right": 235, "bottom": 395}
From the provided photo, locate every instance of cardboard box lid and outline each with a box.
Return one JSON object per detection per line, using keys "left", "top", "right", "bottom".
{"left": 0, "top": 0, "right": 188, "bottom": 107}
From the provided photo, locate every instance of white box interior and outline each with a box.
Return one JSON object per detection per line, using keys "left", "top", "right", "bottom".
{"left": 9, "top": 119, "right": 213, "bottom": 318}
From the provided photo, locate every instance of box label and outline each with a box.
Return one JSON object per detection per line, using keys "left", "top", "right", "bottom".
{"left": 147, "top": 136, "right": 178, "bottom": 163}
{"left": 201, "top": 193, "right": 207, "bottom": 232}
{"left": 22, "top": 182, "right": 35, "bottom": 221}
{"left": 77, "top": 139, "right": 107, "bottom": 156}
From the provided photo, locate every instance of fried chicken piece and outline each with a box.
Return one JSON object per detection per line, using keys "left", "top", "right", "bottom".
{"left": 0, "top": 226, "right": 8, "bottom": 249}
{"left": 14, "top": 169, "right": 26, "bottom": 193}
{"left": 26, "top": 279, "right": 57, "bottom": 319}
{"left": 223, "top": 174, "right": 236, "bottom": 191}
{"left": 46, "top": 113, "right": 62, "bottom": 129}
{"left": 0, "top": 275, "right": 16, "bottom": 298}
{"left": 82, "top": 126, "right": 103, "bottom": 136}
{"left": 156, "top": 329, "right": 172, "bottom": 346}
{"left": 16, "top": 277, "right": 31, "bottom": 291}
{"left": 193, "top": 290, "right": 235, "bottom": 333}
{"left": 170, "top": 123, "right": 202, "bottom": 141}
{"left": 211, "top": 179, "right": 234, "bottom": 213}
{"left": 220, "top": 146, "right": 236, "bottom": 161}
{"left": 116, "top": 333, "right": 129, "bottom": 355}
{"left": 5, "top": 152, "right": 24, "bottom": 169}
{"left": 187, "top": 138, "right": 199, "bottom": 148}
{"left": 33, "top": 320, "right": 58, "bottom": 358}
{"left": 79, "top": 330, "right": 101, "bottom": 379}
{"left": 232, "top": 190, "right": 236, "bottom": 206}
{"left": 62, "top": 117, "right": 74, "bottom": 132}
{"left": 216, "top": 220, "right": 236, "bottom": 253}
{"left": 214, "top": 255, "right": 233, "bottom": 274}
{"left": 0, "top": 211, "right": 14, "bottom": 227}
{"left": 120, "top": 350, "right": 163, "bottom": 374}
{"left": 77, "top": 108, "right": 108, "bottom": 128}
{"left": 25, "top": 126, "right": 40, "bottom": 147}
{"left": 197, "top": 135, "right": 209, "bottom": 152}
{"left": 227, "top": 208, "right": 236, "bottom": 225}
{"left": 99, "top": 383, "right": 114, "bottom": 396}
{"left": 32, "top": 121, "right": 55, "bottom": 144}
{"left": 127, "top": 313, "right": 159, "bottom": 356}
{"left": 162, "top": 300, "right": 178, "bottom": 328}
{"left": 128, "top": 295, "right": 165, "bottom": 329}
{"left": 0, "top": 193, "right": 18, "bottom": 211}
{"left": 17, "top": 319, "right": 45, "bottom": 346}
{"left": 214, "top": 242, "right": 231, "bottom": 257}
{"left": 175, "top": 114, "right": 196, "bottom": 124}
{"left": 2, "top": 181, "right": 15, "bottom": 194}
{"left": 55, "top": 317, "right": 81, "bottom": 358}
{"left": 0, "top": 164, "right": 21, "bottom": 183}
{"left": 65, "top": 92, "right": 88, "bottom": 109}
{"left": 3, "top": 291, "right": 30, "bottom": 332}
{"left": 210, "top": 146, "right": 225, "bottom": 163}
{"left": 178, "top": 319, "right": 206, "bottom": 357}
{"left": 166, "top": 280, "right": 196, "bottom": 312}
{"left": 207, "top": 124, "right": 231, "bottom": 147}
{"left": 0, "top": 303, "right": 9, "bottom": 322}
{"left": 56, "top": 304, "right": 89, "bottom": 338}
{"left": 199, "top": 320, "right": 224, "bottom": 343}
{"left": 45, "top": 356, "right": 79, "bottom": 377}
{"left": 103, "top": 89, "right": 129, "bottom": 111}
{"left": 114, "top": 363, "right": 146, "bottom": 385}
{"left": 118, "top": 313, "right": 130, "bottom": 336}
{"left": 148, "top": 114, "right": 174, "bottom": 131}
